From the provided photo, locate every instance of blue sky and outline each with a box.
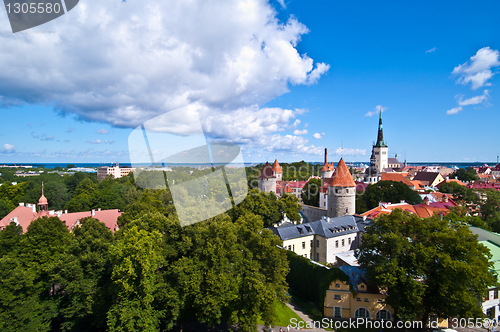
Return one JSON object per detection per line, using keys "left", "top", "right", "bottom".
{"left": 0, "top": 0, "right": 499, "bottom": 164}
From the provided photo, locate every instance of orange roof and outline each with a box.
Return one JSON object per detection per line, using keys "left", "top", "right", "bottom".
{"left": 272, "top": 159, "right": 282, "bottom": 174}
{"left": 410, "top": 180, "right": 425, "bottom": 190}
{"left": 381, "top": 173, "right": 414, "bottom": 187}
{"left": 259, "top": 162, "right": 276, "bottom": 178}
{"left": 321, "top": 162, "right": 335, "bottom": 172}
{"left": 327, "top": 158, "right": 356, "bottom": 187}
{"left": 437, "top": 179, "right": 466, "bottom": 187}
{"left": 283, "top": 185, "right": 293, "bottom": 193}
{"left": 361, "top": 202, "right": 451, "bottom": 219}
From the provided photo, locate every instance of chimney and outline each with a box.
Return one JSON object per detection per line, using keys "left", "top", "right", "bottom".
{"left": 64, "top": 210, "right": 68, "bottom": 214}
{"left": 325, "top": 148, "right": 327, "bottom": 165}
{"left": 19, "top": 202, "right": 25, "bottom": 207}
{"left": 424, "top": 196, "right": 430, "bottom": 206}
{"left": 98, "top": 208, "right": 101, "bottom": 211}
{"left": 91, "top": 209, "right": 95, "bottom": 217}
{"left": 442, "top": 195, "right": 448, "bottom": 203}
{"left": 31, "top": 204, "right": 36, "bottom": 213}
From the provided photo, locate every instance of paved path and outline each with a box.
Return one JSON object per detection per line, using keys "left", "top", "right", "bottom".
{"left": 257, "top": 300, "right": 328, "bottom": 332}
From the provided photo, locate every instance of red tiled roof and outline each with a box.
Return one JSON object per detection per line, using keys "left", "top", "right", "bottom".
{"left": 259, "top": 162, "right": 276, "bottom": 178}
{"left": 320, "top": 162, "right": 335, "bottom": 172}
{"left": 272, "top": 159, "right": 282, "bottom": 174}
{"left": 381, "top": 173, "right": 414, "bottom": 187}
{"left": 283, "top": 185, "right": 293, "bottom": 193}
{"left": 0, "top": 206, "right": 122, "bottom": 233}
{"left": 327, "top": 158, "right": 356, "bottom": 187}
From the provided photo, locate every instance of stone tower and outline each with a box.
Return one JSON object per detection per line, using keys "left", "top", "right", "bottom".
{"left": 372, "top": 110, "right": 388, "bottom": 172}
{"left": 320, "top": 148, "right": 335, "bottom": 180}
{"left": 327, "top": 158, "right": 356, "bottom": 218}
{"left": 272, "top": 159, "right": 282, "bottom": 182}
{"left": 258, "top": 162, "right": 277, "bottom": 193}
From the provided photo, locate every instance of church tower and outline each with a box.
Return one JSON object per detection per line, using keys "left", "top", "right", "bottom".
{"left": 372, "top": 110, "right": 388, "bottom": 172}
{"left": 364, "top": 150, "right": 381, "bottom": 184}
{"left": 327, "top": 158, "right": 356, "bottom": 218}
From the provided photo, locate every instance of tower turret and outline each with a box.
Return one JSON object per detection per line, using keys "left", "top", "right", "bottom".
{"left": 258, "top": 162, "right": 277, "bottom": 193}
{"left": 372, "top": 109, "right": 389, "bottom": 171}
{"left": 327, "top": 158, "right": 356, "bottom": 218}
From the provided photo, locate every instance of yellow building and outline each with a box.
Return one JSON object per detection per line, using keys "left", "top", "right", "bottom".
{"left": 324, "top": 266, "right": 393, "bottom": 320}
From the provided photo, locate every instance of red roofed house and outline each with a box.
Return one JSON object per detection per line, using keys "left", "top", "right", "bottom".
{"left": 0, "top": 187, "right": 122, "bottom": 233}
{"left": 381, "top": 173, "right": 415, "bottom": 189}
{"left": 258, "top": 162, "right": 277, "bottom": 193}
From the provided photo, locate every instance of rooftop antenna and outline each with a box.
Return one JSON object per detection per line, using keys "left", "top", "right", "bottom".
{"left": 42, "top": 181, "right": 44, "bottom": 196}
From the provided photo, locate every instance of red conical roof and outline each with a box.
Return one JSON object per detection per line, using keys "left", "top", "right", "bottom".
{"left": 321, "top": 162, "right": 335, "bottom": 172}
{"left": 272, "top": 159, "right": 282, "bottom": 173}
{"left": 284, "top": 185, "right": 293, "bottom": 193}
{"left": 259, "top": 162, "right": 276, "bottom": 179}
{"left": 327, "top": 158, "right": 356, "bottom": 187}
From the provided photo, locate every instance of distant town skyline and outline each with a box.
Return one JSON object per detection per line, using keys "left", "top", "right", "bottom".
{"left": 1, "top": 0, "right": 499, "bottom": 164}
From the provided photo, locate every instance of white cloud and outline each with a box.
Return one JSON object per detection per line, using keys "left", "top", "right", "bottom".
{"left": 293, "top": 129, "right": 308, "bottom": 135}
{"left": 0, "top": 0, "right": 328, "bottom": 140}
{"left": 446, "top": 106, "right": 463, "bottom": 115}
{"left": 288, "top": 119, "right": 301, "bottom": 130}
{"left": 86, "top": 139, "right": 102, "bottom": 144}
{"left": 40, "top": 134, "right": 55, "bottom": 141}
{"left": 458, "top": 90, "right": 490, "bottom": 106}
{"left": 313, "top": 132, "right": 324, "bottom": 139}
{"left": 276, "top": 0, "right": 286, "bottom": 9}
{"left": 97, "top": 129, "right": 110, "bottom": 134}
{"left": 0, "top": 143, "right": 16, "bottom": 154}
{"left": 452, "top": 47, "right": 500, "bottom": 90}
{"left": 425, "top": 47, "right": 437, "bottom": 54}
{"left": 334, "top": 148, "right": 366, "bottom": 156}
{"left": 251, "top": 134, "right": 323, "bottom": 155}
{"left": 365, "top": 105, "right": 387, "bottom": 117}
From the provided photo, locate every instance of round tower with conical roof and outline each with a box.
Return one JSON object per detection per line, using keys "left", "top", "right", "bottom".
{"left": 258, "top": 162, "right": 277, "bottom": 193}
{"left": 320, "top": 148, "right": 335, "bottom": 180}
{"left": 327, "top": 158, "right": 356, "bottom": 218}
{"left": 272, "top": 159, "right": 282, "bottom": 182}
{"left": 37, "top": 181, "right": 48, "bottom": 213}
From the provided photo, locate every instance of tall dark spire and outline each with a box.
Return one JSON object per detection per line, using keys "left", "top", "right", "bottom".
{"left": 374, "top": 109, "right": 387, "bottom": 147}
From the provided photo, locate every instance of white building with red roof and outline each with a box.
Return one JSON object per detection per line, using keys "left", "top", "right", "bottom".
{"left": 0, "top": 186, "right": 122, "bottom": 233}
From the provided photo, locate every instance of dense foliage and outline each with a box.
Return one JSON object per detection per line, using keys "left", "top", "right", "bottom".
{"left": 357, "top": 209, "right": 497, "bottom": 324}
{"left": 356, "top": 180, "right": 423, "bottom": 213}
{"left": 0, "top": 166, "right": 297, "bottom": 331}
{"left": 449, "top": 167, "right": 478, "bottom": 182}
{"left": 301, "top": 178, "right": 322, "bottom": 207}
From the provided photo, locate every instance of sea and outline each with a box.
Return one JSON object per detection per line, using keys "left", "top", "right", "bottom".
{"left": 0, "top": 161, "right": 496, "bottom": 169}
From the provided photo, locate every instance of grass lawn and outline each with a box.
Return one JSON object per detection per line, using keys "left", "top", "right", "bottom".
{"left": 257, "top": 299, "right": 304, "bottom": 327}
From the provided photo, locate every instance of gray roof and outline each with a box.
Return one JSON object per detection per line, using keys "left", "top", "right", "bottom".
{"left": 270, "top": 215, "right": 359, "bottom": 241}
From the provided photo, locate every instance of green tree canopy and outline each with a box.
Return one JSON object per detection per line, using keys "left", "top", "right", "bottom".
{"left": 449, "top": 167, "right": 478, "bottom": 182}
{"left": 356, "top": 180, "right": 423, "bottom": 213}
{"left": 357, "top": 209, "right": 497, "bottom": 323}
{"left": 301, "top": 178, "right": 322, "bottom": 207}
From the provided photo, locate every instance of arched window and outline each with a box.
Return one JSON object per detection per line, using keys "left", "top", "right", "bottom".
{"left": 354, "top": 307, "right": 371, "bottom": 319}
{"left": 375, "top": 309, "right": 391, "bottom": 321}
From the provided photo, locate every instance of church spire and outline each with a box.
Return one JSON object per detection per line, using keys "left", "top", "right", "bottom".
{"left": 375, "top": 108, "right": 387, "bottom": 147}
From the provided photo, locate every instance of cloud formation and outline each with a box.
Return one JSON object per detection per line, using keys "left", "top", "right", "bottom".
{"left": 334, "top": 148, "right": 366, "bottom": 156}
{"left": 0, "top": 143, "right": 16, "bottom": 154}
{"left": 293, "top": 129, "right": 308, "bottom": 135}
{"left": 458, "top": 90, "right": 490, "bottom": 106}
{"left": 313, "top": 132, "right": 324, "bottom": 139}
{"left": 446, "top": 106, "right": 463, "bottom": 115}
{"left": 425, "top": 47, "right": 437, "bottom": 54}
{"left": 452, "top": 47, "right": 500, "bottom": 90}
{"left": 365, "top": 105, "right": 387, "bottom": 117}
{"left": 0, "top": 0, "right": 328, "bottom": 156}
{"left": 97, "top": 129, "right": 110, "bottom": 134}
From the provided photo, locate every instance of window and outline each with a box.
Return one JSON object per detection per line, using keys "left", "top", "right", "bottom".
{"left": 335, "top": 188, "right": 339, "bottom": 193}
{"left": 364, "top": 298, "right": 369, "bottom": 302}
{"left": 341, "top": 239, "right": 345, "bottom": 247}
{"left": 316, "top": 253, "right": 319, "bottom": 261}
{"left": 335, "top": 240, "right": 338, "bottom": 248}
{"left": 348, "top": 237, "right": 352, "bottom": 245}
{"left": 356, "top": 298, "right": 361, "bottom": 302}
{"left": 310, "top": 240, "right": 313, "bottom": 248}
{"left": 335, "top": 283, "right": 340, "bottom": 288}
{"left": 354, "top": 308, "right": 371, "bottom": 319}
{"left": 334, "top": 306, "right": 342, "bottom": 318}
{"left": 334, "top": 294, "right": 341, "bottom": 300}
{"left": 495, "top": 290, "right": 499, "bottom": 299}
{"left": 302, "top": 241, "right": 305, "bottom": 249}
{"left": 376, "top": 309, "right": 391, "bottom": 321}
{"left": 292, "top": 244, "right": 295, "bottom": 251}
{"left": 360, "top": 285, "right": 365, "bottom": 289}
{"left": 346, "top": 189, "right": 349, "bottom": 193}
{"left": 316, "top": 240, "right": 319, "bottom": 248}
{"left": 288, "top": 245, "right": 291, "bottom": 250}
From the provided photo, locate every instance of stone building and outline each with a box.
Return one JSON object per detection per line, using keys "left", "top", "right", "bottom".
{"left": 258, "top": 162, "right": 277, "bottom": 193}
{"left": 327, "top": 158, "right": 356, "bottom": 218}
